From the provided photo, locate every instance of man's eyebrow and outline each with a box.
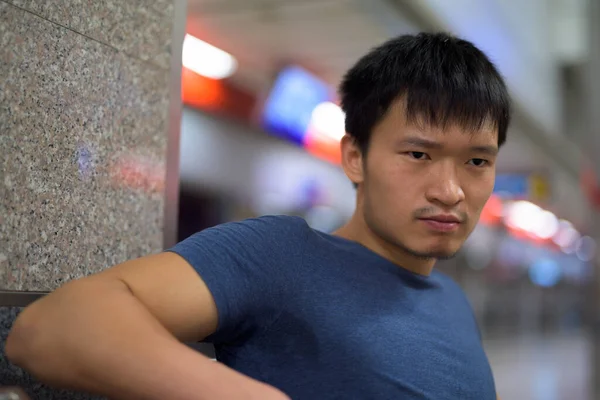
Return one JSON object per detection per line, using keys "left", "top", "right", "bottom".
{"left": 396, "top": 137, "right": 444, "bottom": 149}
{"left": 470, "top": 145, "right": 499, "bottom": 156}
{"left": 397, "top": 137, "right": 498, "bottom": 156}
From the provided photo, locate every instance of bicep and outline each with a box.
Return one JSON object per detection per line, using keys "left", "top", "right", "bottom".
{"left": 94, "top": 252, "right": 218, "bottom": 343}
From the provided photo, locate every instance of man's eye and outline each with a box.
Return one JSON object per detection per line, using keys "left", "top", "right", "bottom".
{"left": 408, "top": 152, "right": 429, "bottom": 160}
{"left": 468, "top": 158, "right": 488, "bottom": 167}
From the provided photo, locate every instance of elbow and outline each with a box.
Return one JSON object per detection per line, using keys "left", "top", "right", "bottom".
{"left": 6, "top": 305, "right": 44, "bottom": 370}
{"left": 6, "top": 299, "right": 77, "bottom": 388}
{"left": 5, "top": 317, "right": 26, "bottom": 366}
{"left": 6, "top": 278, "right": 126, "bottom": 386}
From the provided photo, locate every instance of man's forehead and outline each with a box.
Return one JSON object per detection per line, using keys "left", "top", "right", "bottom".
{"left": 403, "top": 121, "right": 498, "bottom": 143}
{"left": 384, "top": 98, "right": 499, "bottom": 139}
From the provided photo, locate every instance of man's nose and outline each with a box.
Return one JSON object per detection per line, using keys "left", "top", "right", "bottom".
{"left": 424, "top": 165, "right": 466, "bottom": 207}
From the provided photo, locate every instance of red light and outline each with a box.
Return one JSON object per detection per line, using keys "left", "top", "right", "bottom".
{"left": 581, "top": 165, "right": 600, "bottom": 210}
{"left": 479, "top": 194, "right": 503, "bottom": 225}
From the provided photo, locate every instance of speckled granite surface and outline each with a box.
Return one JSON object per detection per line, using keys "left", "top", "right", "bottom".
{"left": 0, "top": 307, "right": 105, "bottom": 398}
{"left": 4, "top": 0, "right": 174, "bottom": 69}
{"left": 0, "top": 1, "right": 173, "bottom": 291}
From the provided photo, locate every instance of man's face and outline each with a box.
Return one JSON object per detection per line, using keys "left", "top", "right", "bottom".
{"left": 347, "top": 101, "right": 498, "bottom": 259}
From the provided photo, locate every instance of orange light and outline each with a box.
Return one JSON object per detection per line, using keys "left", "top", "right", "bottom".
{"left": 304, "top": 126, "right": 342, "bottom": 165}
{"left": 181, "top": 67, "right": 225, "bottom": 110}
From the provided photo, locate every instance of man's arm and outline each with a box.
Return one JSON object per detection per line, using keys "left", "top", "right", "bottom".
{"left": 6, "top": 252, "right": 288, "bottom": 400}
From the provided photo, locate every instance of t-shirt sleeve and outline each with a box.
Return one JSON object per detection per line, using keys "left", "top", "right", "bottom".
{"left": 166, "top": 215, "right": 306, "bottom": 344}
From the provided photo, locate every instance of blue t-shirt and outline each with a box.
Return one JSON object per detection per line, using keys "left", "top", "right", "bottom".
{"left": 168, "top": 215, "right": 496, "bottom": 399}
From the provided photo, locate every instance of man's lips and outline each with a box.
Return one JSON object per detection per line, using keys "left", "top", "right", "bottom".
{"left": 418, "top": 215, "right": 462, "bottom": 232}
{"left": 419, "top": 214, "right": 462, "bottom": 223}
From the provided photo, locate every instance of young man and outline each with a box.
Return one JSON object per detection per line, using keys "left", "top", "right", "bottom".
{"left": 7, "top": 32, "right": 510, "bottom": 399}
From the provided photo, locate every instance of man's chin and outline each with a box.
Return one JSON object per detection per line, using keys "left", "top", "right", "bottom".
{"left": 405, "top": 242, "right": 461, "bottom": 260}
{"left": 430, "top": 251, "right": 459, "bottom": 260}
{"left": 388, "top": 233, "right": 464, "bottom": 261}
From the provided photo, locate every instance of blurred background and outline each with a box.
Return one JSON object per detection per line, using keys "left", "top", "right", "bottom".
{"left": 2, "top": 0, "right": 600, "bottom": 398}
{"left": 178, "top": 0, "right": 600, "bottom": 399}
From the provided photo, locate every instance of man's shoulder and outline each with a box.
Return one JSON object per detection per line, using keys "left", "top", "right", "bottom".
{"left": 234, "top": 214, "right": 311, "bottom": 234}
{"left": 171, "top": 215, "right": 311, "bottom": 256}
{"left": 169, "top": 215, "right": 313, "bottom": 275}
{"left": 207, "top": 215, "right": 313, "bottom": 249}
{"left": 234, "top": 215, "right": 314, "bottom": 260}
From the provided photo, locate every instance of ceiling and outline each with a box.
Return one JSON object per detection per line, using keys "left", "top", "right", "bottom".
{"left": 550, "top": 0, "right": 588, "bottom": 65}
{"left": 186, "top": 0, "right": 418, "bottom": 91}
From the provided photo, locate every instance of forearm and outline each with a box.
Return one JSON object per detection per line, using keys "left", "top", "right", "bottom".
{"left": 6, "top": 279, "right": 245, "bottom": 400}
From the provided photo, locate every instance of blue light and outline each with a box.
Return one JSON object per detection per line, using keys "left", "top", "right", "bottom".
{"left": 493, "top": 173, "right": 529, "bottom": 198}
{"left": 529, "top": 258, "right": 561, "bottom": 288}
{"left": 261, "top": 66, "right": 332, "bottom": 146}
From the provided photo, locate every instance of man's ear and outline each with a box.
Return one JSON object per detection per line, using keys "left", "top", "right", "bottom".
{"left": 340, "top": 135, "right": 364, "bottom": 186}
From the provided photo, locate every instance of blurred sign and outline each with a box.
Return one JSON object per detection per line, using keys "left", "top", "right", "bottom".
{"left": 529, "top": 174, "right": 550, "bottom": 202}
{"left": 493, "top": 173, "right": 550, "bottom": 202}
{"left": 261, "top": 66, "right": 332, "bottom": 145}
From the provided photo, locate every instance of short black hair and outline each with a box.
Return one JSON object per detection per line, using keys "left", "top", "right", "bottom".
{"left": 339, "top": 32, "right": 511, "bottom": 154}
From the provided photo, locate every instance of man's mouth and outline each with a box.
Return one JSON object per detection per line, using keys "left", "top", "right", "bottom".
{"left": 418, "top": 214, "right": 462, "bottom": 232}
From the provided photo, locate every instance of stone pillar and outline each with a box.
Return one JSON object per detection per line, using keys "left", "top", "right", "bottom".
{"left": 0, "top": 0, "right": 185, "bottom": 397}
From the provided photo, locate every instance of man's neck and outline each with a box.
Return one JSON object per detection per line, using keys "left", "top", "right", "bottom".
{"left": 333, "top": 213, "right": 436, "bottom": 276}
